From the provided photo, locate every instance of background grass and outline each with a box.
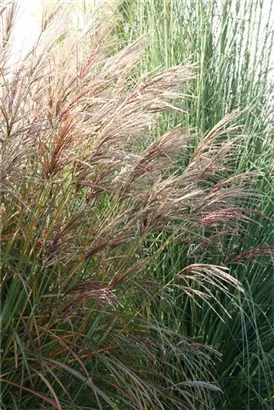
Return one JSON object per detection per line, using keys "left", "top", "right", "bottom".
{"left": 115, "top": 0, "right": 274, "bottom": 409}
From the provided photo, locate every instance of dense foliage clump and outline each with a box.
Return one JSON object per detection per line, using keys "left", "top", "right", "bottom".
{"left": 1, "top": 1, "right": 273, "bottom": 409}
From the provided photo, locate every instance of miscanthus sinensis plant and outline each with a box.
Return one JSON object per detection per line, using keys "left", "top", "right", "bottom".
{"left": 0, "top": 2, "right": 259, "bottom": 409}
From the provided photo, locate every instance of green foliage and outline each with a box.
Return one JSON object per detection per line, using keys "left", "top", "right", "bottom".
{"left": 116, "top": 0, "right": 274, "bottom": 408}
{"left": 1, "top": 2, "right": 262, "bottom": 409}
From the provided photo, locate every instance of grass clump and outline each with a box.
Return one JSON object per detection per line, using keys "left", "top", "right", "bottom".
{"left": 0, "top": 1, "right": 271, "bottom": 409}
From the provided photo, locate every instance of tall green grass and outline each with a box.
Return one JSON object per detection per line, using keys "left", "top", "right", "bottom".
{"left": 116, "top": 0, "right": 274, "bottom": 409}
{"left": 1, "top": 2, "right": 264, "bottom": 409}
